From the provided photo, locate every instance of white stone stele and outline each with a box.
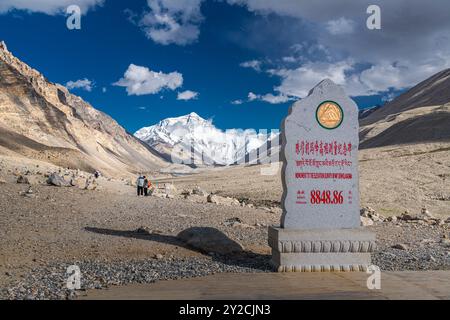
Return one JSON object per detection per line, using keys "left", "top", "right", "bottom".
{"left": 269, "top": 79, "right": 376, "bottom": 272}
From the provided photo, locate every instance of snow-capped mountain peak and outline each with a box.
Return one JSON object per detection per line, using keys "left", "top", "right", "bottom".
{"left": 135, "top": 113, "right": 276, "bottom": 166}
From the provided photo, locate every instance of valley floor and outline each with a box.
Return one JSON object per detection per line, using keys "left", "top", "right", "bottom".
{"left": 0, "top": 142, "right": 449, "bottom": 299}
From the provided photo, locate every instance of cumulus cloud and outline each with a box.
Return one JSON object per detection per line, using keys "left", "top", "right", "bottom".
{"left": 66, "top": 78, "right": 93, "bottom": 92}
{"left": 231, "top": 99, "right": 244, "bottom": 105}
{"left": 248, "top": 91, "right": 291, "bottom": 104}
{"left": 270, "top": 59, "right": 449, "bottom": 98}
{"left": 137, "top": 0, "right": 204, "bottom": 45}
{"left": 114, "top": 64, "right": 183, "bottom": 96}
{"left": 0, "top": 0, "right": 104, "bottom": 15}
{"left": 177, "top": 90, "right": 199, "bottom": 101}
{"left": 227, "top": 0, "right": 450, "bottom": 97}
{"left": 240, "top": 60, "right": 262, "bottom": 72}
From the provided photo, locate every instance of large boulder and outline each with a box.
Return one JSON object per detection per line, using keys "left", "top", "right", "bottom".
{"left": 207, "top": 194, "right": 240, "bottom": 206}
{"left": 47, "top": 173, "right": 71, "bottom": 187}
{"left": 177, "top": 227, "right": 244, "bottom": 255}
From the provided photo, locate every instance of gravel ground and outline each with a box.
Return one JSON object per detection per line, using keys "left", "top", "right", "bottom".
{"left": 0, "top": 256, "right": 272, "bottom": 300}
{"left": 1, "top": 157, "right": 449, "bottom": 300}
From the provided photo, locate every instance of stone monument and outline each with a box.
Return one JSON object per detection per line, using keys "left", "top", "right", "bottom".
{"left": 268, "top": 79, "right": 376, "bottom": 272}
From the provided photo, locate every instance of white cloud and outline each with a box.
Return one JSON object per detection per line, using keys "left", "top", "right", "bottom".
{"left": 240, "top": 60, "right": 262, "bottom": 72}
{"left": 248, "top": 91, "right": 291, "bottom": 104}
{"left": 326, "top": 17, "right": 355, "bottom": 35}
{"left": 248, "top": 92, "right": 258, "bottom": 101}
{"left": 177, "top": 90, "right": 199, "bottom": 101}
{"left": 227, "top": 0, "right": 450, "bottom": 97}
{"left": 282, "top": 56, "right": 296, "bottom": 63}
{"left": 113, "top": 64, "right": 183, "bottom": 96}
{"left": 138, "top": 0, "right": 204, "bottom": 45}
{"left": 271, "top": 59, "right": 450, "bottom": 98}
{"left": 272, "top": 61, "right": 354, "bottom": 98}
{"left": 0, "top": 0, "right": 104, "bottom": 15}
{"left": 231, "top": 99, "right": 244, "bottom": 105}
{"left": 102, "top": 87, "right": 107, "bottom": 93}
{"left": 66, "top": 78, "right": 93, "bottom": 92}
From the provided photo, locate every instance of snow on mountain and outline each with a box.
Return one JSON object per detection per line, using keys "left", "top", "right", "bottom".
{"left": 135, "top": 112, "right": 277, "bottom": 166}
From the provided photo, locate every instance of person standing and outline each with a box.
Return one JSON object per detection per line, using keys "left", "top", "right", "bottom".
{"left": 136, "top": 175, "right": 145, "bottom": 196}
{"left": 143, "top": 176, "right": 149, "bottom": 196}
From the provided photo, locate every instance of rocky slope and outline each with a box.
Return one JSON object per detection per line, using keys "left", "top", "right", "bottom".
{"left": 360, "top": 69, "right": 450, "bottom": 148}
{"left": 0, "top": 41, "right": 168, "bottom": 176}
{"left": 361, "top": 69, "right": 450, "bottom": 126}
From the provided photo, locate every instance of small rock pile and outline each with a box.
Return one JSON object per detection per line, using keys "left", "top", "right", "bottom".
{"left": 360, "top": 206, "right": 450, "bottom": 227}
{"left": 360, "top": 207, "right": 385, "bottom": 226}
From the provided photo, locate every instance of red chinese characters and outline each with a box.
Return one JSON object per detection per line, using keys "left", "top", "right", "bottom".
{"left": 296, "top": 140, "right": 352, "bottom": 157}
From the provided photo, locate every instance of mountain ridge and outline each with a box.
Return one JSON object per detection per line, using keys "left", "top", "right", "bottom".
{"left": 0, "top": 41, "right": 168, "bottom": 176}
{"left": 361, "top": 68, "right": 450, "bottom": 126}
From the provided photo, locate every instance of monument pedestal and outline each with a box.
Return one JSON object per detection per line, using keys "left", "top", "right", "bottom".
{"left": 268, "top": 227, "right": 376, "bottom": 272}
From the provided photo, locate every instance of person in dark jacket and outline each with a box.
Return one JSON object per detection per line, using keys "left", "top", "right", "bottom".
{"left": 143, "top": 176, "right": 149, "bottom": 196}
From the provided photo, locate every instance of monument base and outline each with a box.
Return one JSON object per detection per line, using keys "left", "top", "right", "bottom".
{"left": 268, "top": 227, "right": 376, "bottom": 272}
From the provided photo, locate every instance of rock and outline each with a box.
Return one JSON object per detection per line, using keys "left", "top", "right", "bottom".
{"left": 440, "top": 239, "right": 450, "bottom": 248}
{"left": 360, "top": 207, "right": 375, "bottom": 218}
{"left": 387, "top": 216, "right": 397, "bottom": 223}
{"left": 392, "top": 243, "right": 408, "bottom": 251}
{"left": 85, "top": 179, "right": 99, "bottom": 190}
{"left": 428, "top": 255, "right": 437, "bottom": 262}
{"left": 207, "top": 194, "right": 218, "bottom": 204}
{"left": 192, "top": 186, "right": 208, "bottom": 196}
{"left": 164, "top": 183, "right": 177, "bottom": 195}
{"left": 47, "top": 173, "right": 71, "bottom": 187}
{"left": 181, "top": 189, "right": 192, "bottom": 196}
{"left": 360, "top": 216, "right": 374, "bottom": 227}
{"left": 207, "top": 194, "right": 240, "bottom": 206}
{"left": 421, "top": 208, "right": 434, "bottom": 218}
{"left": 0, "top": 178, "right": 6, "bottom": 184}
{"left": 177, "top": 227, "right": 244, "bottom": 255}
{"left": 154, "top": 254, "right": 163, "bottom": 260}
{"left": 70, "top": 177, "right": 88, "bottom": 189}
{"left": 16, "top": 175, "right": 29, "bottom": 184}
{"left": 446, "top": 217, "right": 450, "bottom": 224}
{"left": 224, "top": 217, "right": 242, "bottom": 227}
{"left": 360, "top": 206, "right": 385, "bottom": 222}
{"left": 398, "top": 212, "right": 423, "bottom": 221}
{"left": 166, "top": 193, "right": 175, "bottom": 199}
{"left": 135, "top": 226, "right": 151, "bottom": 234}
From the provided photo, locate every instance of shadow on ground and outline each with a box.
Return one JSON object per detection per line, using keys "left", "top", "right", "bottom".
{"left": 85, "top": 226, "right": 273, "bottom": 271}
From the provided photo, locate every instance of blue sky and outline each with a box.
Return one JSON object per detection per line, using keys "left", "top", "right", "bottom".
{"left": 1, "top": 0, "right": 450, "bottom": 132}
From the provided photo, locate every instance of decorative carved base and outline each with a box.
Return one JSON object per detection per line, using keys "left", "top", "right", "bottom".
{"left": 268, "top": 227, "right": 376, "bottom": 272}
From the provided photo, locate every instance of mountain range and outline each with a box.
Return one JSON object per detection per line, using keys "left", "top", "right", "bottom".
{"left": 1, "top": 40, "right": 449, "bottom": 174}
{"left": 0, "top": 41, "right": 167, "bottom": 176}
{"left": 134, "top": 112, "right": 277, "bottom": 166}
